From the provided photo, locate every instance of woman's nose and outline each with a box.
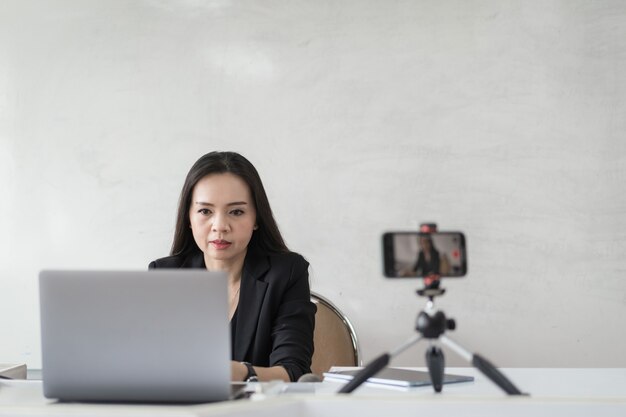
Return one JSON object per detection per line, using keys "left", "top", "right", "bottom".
{"left": 211, "top": 214, "right": 229, "bottom": 232}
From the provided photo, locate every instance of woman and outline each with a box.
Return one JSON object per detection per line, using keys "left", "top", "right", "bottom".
{"left": 413, "top": 235, "right": 440, "bottom": 276}
{"left": 149, "top": 151, "right": 316, "bottom": 383}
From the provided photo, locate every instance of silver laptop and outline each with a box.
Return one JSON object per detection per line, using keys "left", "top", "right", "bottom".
{"left": 39, "top": 270, "right": 232, "bottom": 403}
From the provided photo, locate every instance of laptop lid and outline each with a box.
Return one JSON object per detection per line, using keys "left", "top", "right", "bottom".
{"left": 39, "top": 269, "right": 231, "bottom": 403}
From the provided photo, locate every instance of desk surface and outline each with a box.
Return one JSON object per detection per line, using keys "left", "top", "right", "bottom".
{"left": 2, "top": 368, "right": 626, "bottom": 417}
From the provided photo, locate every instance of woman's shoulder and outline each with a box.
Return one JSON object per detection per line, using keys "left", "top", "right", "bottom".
{"left": 246, "top": 249, "right": 309, "bottom": 277}
{"left": 148, "top": 255, "right": 185, "bottom": 269}
{"left": 267, "top": 250, "right": 308, "bottom": 267}
{"left": 148, "top": 251, "right": 205, "bottom": 269}
{"left": 266, "top": 251, "right": 310, "bottom": 281}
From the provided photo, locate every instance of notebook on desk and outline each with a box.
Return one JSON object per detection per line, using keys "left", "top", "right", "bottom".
{"left": 324, "top": 367, "right": 474, "bottom": 387}
{"left": 39, "top": 269, "right": 238, "bottom": 403}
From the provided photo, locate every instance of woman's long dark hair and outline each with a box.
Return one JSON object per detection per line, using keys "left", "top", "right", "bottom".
{"left": 170, "top": 151, "right": 289, "bottom": 256}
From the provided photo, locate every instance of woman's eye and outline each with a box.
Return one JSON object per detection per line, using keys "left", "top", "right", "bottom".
{"left": 230, "top": 209, "right": 244, "bottom": 216}
{"left": 198, "top": 209, "right": 211, "bottom": 215}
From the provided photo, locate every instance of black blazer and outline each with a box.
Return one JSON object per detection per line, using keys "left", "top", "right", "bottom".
{"left": 149, "top": 248, "right": 316, "bottom": 382}
{"left": 414, "top": 249, "right": 440, "bottom": 275}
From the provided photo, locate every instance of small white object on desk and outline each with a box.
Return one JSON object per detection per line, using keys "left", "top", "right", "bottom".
{"left": 0, "top": 364, "right": 27, "bottom": 380}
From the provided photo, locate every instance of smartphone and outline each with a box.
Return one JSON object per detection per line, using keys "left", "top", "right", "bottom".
{"left": 382, "top": 232, "right": 467, "bottom": 278}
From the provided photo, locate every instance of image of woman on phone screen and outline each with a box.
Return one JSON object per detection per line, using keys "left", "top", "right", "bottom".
{"left": 414, "top": 235, "right": 440, "bottom": 276}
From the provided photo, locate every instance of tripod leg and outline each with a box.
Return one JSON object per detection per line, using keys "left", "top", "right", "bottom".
{"left": 425, "top": 346, "right": 445, "bottom": 393}
{"left": 440, "top": 336, "right": 526, "bottom": 395}
{"left": 338, "top": 353, "right": 390, "bottom": 394}
{"left": 471, "top": 354, "right": 524, "bottom": 395}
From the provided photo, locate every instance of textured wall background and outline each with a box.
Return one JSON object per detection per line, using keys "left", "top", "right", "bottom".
{"left": 1, "top": 0, "right": 625, "bottom": 369}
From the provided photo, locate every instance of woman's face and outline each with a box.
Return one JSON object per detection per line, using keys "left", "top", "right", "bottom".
{"left": 419, "top": 236, "right": 432, "bottom": 251}
{"left": 188, "top": 173, "right": 257, "bottom": 267}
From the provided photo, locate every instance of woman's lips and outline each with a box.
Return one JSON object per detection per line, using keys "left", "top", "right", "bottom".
{"left": 210, "top": 240, "right": 232, "bottom": 250}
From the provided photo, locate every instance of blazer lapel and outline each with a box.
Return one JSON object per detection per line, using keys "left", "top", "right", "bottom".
{"left": 234, "top": 250, "right": 269, "bottom": 360}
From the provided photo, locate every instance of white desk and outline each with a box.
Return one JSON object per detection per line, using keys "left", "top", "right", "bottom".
{"left": 1, "top": 368, "right": 625, "bottom": 417}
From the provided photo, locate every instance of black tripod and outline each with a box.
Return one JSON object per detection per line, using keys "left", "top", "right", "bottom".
{"left": 338, "top": 279, "right": 526, "bottom": 395}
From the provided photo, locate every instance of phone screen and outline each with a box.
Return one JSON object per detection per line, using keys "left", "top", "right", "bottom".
{"left": 382, "top": 232, "right": 467, "bottom": 278}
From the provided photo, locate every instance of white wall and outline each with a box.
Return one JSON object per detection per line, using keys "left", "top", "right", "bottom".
{"left": 1, "top": 0, "right": 625, "bottom": 369}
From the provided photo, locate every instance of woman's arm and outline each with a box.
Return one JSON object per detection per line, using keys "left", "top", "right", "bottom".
{"left": 230, "top": 361, "right": 290, "bottom": 382}
{"left": 267, "top": 255, "right": 316, "bottom": 381}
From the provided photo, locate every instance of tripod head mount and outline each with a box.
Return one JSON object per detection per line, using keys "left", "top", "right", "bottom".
{"left": 415, "top": 273, "right": 455, "bottom": 339}
{"left": 416, "top": 275, "right": 445, "bottom": 300}
{"left": 416, "top": 310, "right": 456, "bottom": 339}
